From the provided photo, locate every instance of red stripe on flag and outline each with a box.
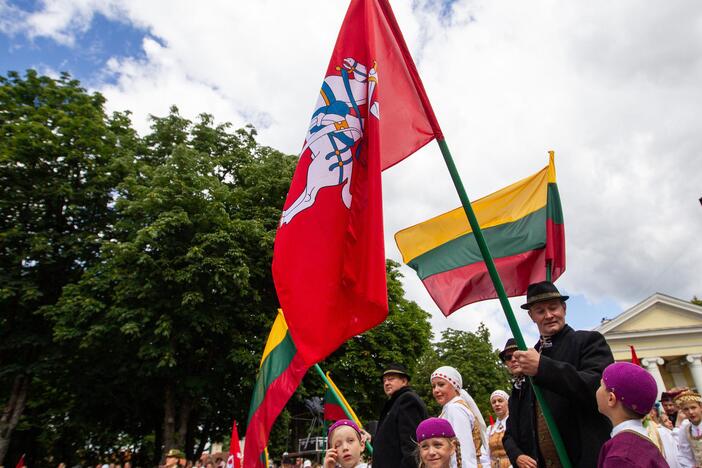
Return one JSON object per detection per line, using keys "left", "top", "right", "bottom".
{"left": 423, "top": 248, "right": 551, "bottom": 316}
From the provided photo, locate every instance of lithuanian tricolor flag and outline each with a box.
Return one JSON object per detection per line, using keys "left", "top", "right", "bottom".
{"left": 243, "top": 310, "right": 309, "bottom": 468}
{"left": 395, "top": 154, "right": 565, "bottom": 316}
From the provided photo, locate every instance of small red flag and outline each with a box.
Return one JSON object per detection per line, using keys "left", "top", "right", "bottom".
{"left": 226, "top": 420, "right": 242, "bottom": 468}
{"left": 630, "top": 345, "right": 641, "bottom": 366}
{"left": 489, "top": 414, "right": 495, "bottom": 426}
{"left": 273, "top": 0, "right": 441, "bottom": 366}
{"left": 15, "top": 455, "right": 26, "bottom": 468}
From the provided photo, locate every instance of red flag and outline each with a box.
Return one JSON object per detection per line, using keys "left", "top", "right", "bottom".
{"left": 630, "top": 345, "right": 641, "bottom": 366}
{"left": 273, "top": 0, "right": 441, "bottom": 366}
{"left": 15, "top": 455, "right": 26, "bottom": 468}
{"left": 226, "top": 419, "right": 242, "bottom": 468}
{"left": 489, "top": 414, "right": 495, "bottom": 426}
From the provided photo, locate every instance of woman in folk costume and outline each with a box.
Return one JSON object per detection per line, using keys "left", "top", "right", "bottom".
{"left": 431, "top": 366, "right": 489, "bottom": 468}
{"left": 487, "top": 390, "right": 511, "bottom": 468}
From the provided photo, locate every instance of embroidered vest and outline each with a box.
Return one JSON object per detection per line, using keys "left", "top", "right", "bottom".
{"left": 687, "top": 424, "right": 702, "bottom": 465}
{"left": 487, "top": 422, "right": 510, "bottom": 468}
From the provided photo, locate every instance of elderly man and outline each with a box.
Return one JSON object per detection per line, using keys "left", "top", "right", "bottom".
{"left": 502, "top": 281, "right": 614, "bottom": 468}
{"left": 372, "top": 362, "right": 428, "bottom": 468}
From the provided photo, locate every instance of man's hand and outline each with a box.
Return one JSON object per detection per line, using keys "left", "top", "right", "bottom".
{"left": 516, "top": 454, "right": 538, "bottom": 468}
{"left": 512, "top": 348, "right": 541, "bottom": 376}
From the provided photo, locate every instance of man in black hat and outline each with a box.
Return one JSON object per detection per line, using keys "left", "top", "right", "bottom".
{"left": 502, "top": 281, "right": 614, "bottom": 468}
{"left": 372, "top": 362, "right": 428, "bottom": 468}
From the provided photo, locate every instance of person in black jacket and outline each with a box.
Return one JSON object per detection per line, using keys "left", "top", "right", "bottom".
{"left": 372, "top": 363, "right": 428, "bottom": 468}
{"left": 502, "top": 281, "right": 614, "bottom": 468}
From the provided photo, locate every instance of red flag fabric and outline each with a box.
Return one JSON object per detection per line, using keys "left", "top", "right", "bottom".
{"left": 226, "top": 419, "right": 242, "bottom": 468}
{"left": 273, "top": 0, "right": 441, "bottom": 366}
{"left": 489, "top": 414, "right": 495, "bottom": 426}
{"left": 15, "top": 455, "right": 25, "bottom": 468}
{"left": 630, "top": 345, "right": 641, "bottom": 366}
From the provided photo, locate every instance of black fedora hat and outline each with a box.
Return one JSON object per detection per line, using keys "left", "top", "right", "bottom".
{"left": 520, "top": 281, "right": 569, "bottom": 310}
{"left": 382, "top": 362, "right": 410, "bottom": 381}
{"left": 499, "top": 338, "right": 518, "bottom": 362}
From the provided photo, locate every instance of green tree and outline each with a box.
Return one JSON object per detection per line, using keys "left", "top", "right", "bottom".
{"left": 49, "top": 108, "right": 297, "bottom": 464}
{"left": 0, "top": 70, "right": 134, "bottom": 464}
{"left": 416, "top": 326, "right": 511, "bottom": 418}
{"left": 692, "top": 296, "right": 702, "bottom": 307}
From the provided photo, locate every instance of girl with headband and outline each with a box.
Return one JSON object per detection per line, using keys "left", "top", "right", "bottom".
{"left": 487, "top": 390, "right": 511, "bottom": 468}
{"left": 415, "top": 417, "right": 462, "bottom": 468}
{"left": 324, "top": 419, "right": 368, "bottom": 468}
{"left": 430, "top": 366, "right": 489, "bottom": 468}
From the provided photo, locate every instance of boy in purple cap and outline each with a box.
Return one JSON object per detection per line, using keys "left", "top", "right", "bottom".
{"left": 595, "top": 362, "right": 669, "bottom": 467}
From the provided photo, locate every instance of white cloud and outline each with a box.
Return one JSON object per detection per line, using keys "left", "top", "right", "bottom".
{"left": 5, "top": 0, "right": 702, "bottom": 349}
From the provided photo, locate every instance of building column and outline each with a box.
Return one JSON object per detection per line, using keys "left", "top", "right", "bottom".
{"left": 686, "top": 354, "right": 702, "bottom": 392}
{"left": 642, "top": 357, "right": 666, "bottom": 397}
{"left": 666, "top": 360, "right": 688, "bottom": 388}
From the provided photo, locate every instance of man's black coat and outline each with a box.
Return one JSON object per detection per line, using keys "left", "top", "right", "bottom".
{"left": 502, "top": 324, "right": 614, "bottom": 468}
{"left": 372, "top": 386, "right": 428, "bottom": 468}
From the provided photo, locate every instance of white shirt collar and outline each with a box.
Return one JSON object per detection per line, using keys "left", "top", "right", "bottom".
{"left": 611, "top": 419, "right": 647, "bottom": 438}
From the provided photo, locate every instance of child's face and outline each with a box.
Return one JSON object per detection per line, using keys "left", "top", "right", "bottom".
{"left": 595, "top": 379, "right": 613, "bottom": 416}
{"left": 330, "top": 426, "right": 362, "bottom": 468}
{"left": 680, "top": 401, "right": 702, "bottom": 425}
{"left": 418, "top": 437, "right": 455, "bottom": 468}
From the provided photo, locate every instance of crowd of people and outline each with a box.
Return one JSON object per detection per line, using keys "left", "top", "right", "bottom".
{"left": 319, "top": 281, "right": 702, "bottom": 468}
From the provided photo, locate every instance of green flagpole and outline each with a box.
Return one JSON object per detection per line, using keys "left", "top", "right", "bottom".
{"left": 313, "top": 364, "right": 373, "bottom": 455}
{"left": 436, "top": 139, "right": 572, "bottom": 468}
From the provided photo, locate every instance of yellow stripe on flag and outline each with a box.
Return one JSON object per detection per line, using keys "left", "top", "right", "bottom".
{"left": 326, "top": 371, "right": 363, "bottom": 429}
{"left": 260, "top": 309, "right": 289, "bottom": 366}
{"left": 395, "top": 158, "right": 556, "bottom": 263}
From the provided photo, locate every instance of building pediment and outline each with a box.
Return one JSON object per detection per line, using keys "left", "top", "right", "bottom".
{"left": 595, "top": 293, "right": 702, "bottom": 337}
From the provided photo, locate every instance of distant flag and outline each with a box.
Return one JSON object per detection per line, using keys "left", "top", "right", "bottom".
{"left": 630, "top": 345, "right": 641, "bottom": 366}
{"left": 243, "top": 311, "right": 309, "bottom": 468}
{"left": 272, "top": 0, "right": 442, "bottom": 366}
{"left": 395, "top": 154, "right": 565, "bottom": 315}
{"left": 489, "top": 414, "right": 495, "bottom": 426}
{"left": 15, "top": 455, "right": 25, "bottom": 468}
{"left": 323, "top": 371, "right": 363, "bottom": 428}
{"left": 226, "top": 419, "right": 242, "bottom": 468}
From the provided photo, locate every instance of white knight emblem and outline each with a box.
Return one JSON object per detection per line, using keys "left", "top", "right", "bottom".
{"left": 281, "top": 58, "right": 379, "bottom": 225}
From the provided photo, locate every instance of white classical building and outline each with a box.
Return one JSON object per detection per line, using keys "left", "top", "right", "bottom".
{"left": 594, "top": 293, "right": 702, "bottom": 396}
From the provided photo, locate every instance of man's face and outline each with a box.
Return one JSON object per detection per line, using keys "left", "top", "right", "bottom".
{"left": 681, "top": 402, "right": 702, "bottom": 425}
{"left": 165, "top": 457, "right": 178, "bottom": 466}
{"left": 661, "top": 400, "right": 677, "bottom": 415}
{"left": 528, "top": 299, "right": 566, "bottom": 337}
{"left": 383, "top": 373, "right": 408, "bottom": 397}
{"left": 502, "top": 350, "right": 520, "bottom": 375}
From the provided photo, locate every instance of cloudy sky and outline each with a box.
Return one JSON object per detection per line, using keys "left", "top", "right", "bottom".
{"left": 2, "top": 0, "right": 701, "bottom": 348}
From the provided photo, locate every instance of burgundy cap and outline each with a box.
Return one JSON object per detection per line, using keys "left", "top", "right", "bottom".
{"left": 328, "top": 419, "right": 362, "bottom": 443}
{"left": 603, "top": 362, "right": 657, "bottom": 415}
{"left": 416, "top": 418, "right": 455, "bottom": 443}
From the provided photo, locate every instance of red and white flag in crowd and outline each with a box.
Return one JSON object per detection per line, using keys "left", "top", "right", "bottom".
{"left": 226, "top": 419, "right": 242, "bottom": 468}
{"left": 272, "top": 0, "right": 442, "bottom": 367}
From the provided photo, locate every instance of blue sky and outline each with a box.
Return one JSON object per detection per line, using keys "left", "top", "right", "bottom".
{"left": 2, "top": 8, "right": 147, "bottom": 85}
{"left": 2, "top": 0, "right": 700, "bottom": 346}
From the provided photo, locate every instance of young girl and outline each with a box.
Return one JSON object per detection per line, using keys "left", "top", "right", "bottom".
{"left": 416, "top": 417, "right": 462, "bottom": 468}
{"left": 324, "top": 419, "right": 367, "bottom": 468}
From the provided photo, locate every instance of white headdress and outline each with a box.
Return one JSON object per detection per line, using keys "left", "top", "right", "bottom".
{"left": 490, "top": 390, "right": 509, "bottom": 402}
{"left": 431, "top": 366, "right": 489, "bottom": 452}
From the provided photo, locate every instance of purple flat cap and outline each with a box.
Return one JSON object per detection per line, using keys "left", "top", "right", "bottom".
{"left": 603, "top": 362, "right": 657, "bottom": 415}
{"left": 328, "top": 419, "right": 362, "bottom": 442}
{"left": 416, "top": 417, "right": 455, "bottom": 443}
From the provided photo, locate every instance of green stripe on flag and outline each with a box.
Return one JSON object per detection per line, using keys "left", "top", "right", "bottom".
{"left": 409, "top": 207, "right": 547, "bottom": 280}
{"left": 247, "top": 333, "right": 297, "bottom": 424}
{"left": 547, "top": 183, "right": 563, "bottom": 224}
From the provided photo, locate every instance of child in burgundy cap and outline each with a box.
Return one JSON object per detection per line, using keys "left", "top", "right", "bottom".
{"left": 324, "top": 419, "right": 368, "bottom": 468}
{"left": 595, "top": 362, "right": 669, "bottom": 467}
{"left": 415, "top": 417, "right": 462, "bottom": 468}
